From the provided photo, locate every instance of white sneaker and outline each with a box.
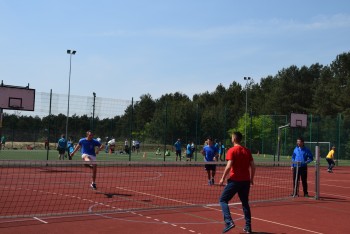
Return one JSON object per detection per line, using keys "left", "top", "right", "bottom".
{"left": 90, "top": 183, "right": 97, "bottom": 190}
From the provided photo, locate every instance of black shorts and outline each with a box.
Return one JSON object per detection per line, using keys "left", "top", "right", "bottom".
{"left": 205, "top": 164, "right": 216, "bottom": 171}
{"left": 58, "top": 148, "right": 66, "bottom": 154}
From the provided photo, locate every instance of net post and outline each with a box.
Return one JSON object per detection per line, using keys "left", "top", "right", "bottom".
{"left": 315, "top": 146, "right": 320, "bottom": 200}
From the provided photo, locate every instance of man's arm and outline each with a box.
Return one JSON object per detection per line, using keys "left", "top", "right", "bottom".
{"left": 219, "top": 160, "right": 232, "bottom": 185}
{"left": 96, "top": 143, "right": 104, "bottom": 154}
{"left": 307, "top": 152, "right": 314, "bottom": 164}
{"left": 70, "top": 144, "right": 81, "bottom": 157}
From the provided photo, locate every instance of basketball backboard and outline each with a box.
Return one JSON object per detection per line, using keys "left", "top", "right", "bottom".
{"left": 0, "top": 85, "right": 35, "bottom": 111}
{"left": 290, "top": 113, "right": 307, "bottom": 128}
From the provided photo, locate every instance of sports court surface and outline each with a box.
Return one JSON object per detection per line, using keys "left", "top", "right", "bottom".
{"left": 0, "top": 161, "right": 349, "bottom": 234}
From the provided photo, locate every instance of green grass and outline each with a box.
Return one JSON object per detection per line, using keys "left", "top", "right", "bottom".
{"left": 1, "top": 150, "right": 349, "bottom": 166}
{"left": 252, "top": 153, "right": 350, "bottom": 166}
{"left": 0, "top": 149, "right": 187, "bottom": 162}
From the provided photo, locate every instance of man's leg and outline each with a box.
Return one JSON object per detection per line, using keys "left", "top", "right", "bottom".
{"left": 92, "top": 164, "right": 97, "bottom": 184}
{"left": 211, "top": 167, "right": 216, "bottom": 184}
{"left": 300, "top": 167, "right": 308, "bottom": 195}
{"left": 326, "top": 158, "right": 331, "bottom": 170}
{"left": 83, "top": 155, "right": 97, "bottom": 189}
{"left": 207, "top": 170, "right": 211, "bottom": 180}
{"left": 330, "top": 159, "right": 335, "bottom": 170}
{"left": 238, "top": 181, "right": 252, "bottom": 230}
{"left": 219, "top": 181, "right": 237, "bottom": 229}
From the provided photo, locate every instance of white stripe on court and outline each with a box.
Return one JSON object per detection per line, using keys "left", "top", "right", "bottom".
{"left": 203, "top": 206, "right": 324, "bottom": 234}
{"left": 33, "top": 217, "right": 48, "bottom": 224}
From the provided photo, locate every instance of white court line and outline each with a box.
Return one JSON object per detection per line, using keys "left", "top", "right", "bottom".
{"left": 203, "top": 206, "right": 324, "bottom": 234}
{"left": 320, "top": 183, "right": 350, "bottom": 189}
{"left": 33, "top": 217, "right": 48, "bottom": 224}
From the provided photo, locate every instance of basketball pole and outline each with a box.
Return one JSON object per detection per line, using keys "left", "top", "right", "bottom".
{"left": 276, "top": 123, "right": 290, "bottom": 162}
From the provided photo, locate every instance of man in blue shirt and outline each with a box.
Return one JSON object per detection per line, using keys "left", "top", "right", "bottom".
{"left": 186, "top": 141, "right": 192, "bottom": 161}
{"left": 291, "top": 137, "right": 313, "bottom": 197}
{"left": 71, "top": 130, "right": 103, "bottom": 190}
{"left": 174, "top": 139, "right": 182, "bottom": 161}
{"left": 57, "top": 134, "right": 67, "bottom": 160}
{"left": 201, "top": 137, "right": 219, "bottom": 185}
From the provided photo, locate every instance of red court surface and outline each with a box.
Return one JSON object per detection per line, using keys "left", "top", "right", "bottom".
{"left": 1, "top": 166, "right": 349, "bottom": 234}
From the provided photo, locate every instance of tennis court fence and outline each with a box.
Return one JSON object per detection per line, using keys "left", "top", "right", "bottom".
{"left": 0, "top": 160, "right": 312, "bottom": 218}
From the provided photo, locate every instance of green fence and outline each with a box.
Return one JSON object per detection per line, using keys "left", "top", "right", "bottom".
{"left": 0, "top": 92, "right": 349, "bottom": 163}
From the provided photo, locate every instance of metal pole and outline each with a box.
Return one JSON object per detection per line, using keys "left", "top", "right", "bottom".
{"left": 337, "top": 113, "right": 341, "bottom": 166}
{"left": 163, "top": 103, "right": 168, "bottom": 162}
{"left": 195, "top": 103, "right": 198, "bottom": 161}
{"left": 66, "top": 54, "right": 72, "bottom": 143}
{"left": 250, "top": 108, "right": 252, "bottom": 150}
{"left": 129, "top": 98, "right": 133, "bottom": 161}
{"left": 245, "top": 83, "right": 248, "bottom": 146}
{"left": 315, "top": 145, "right": 320, "bottom": 200}
{"left": 65, "top": 50, "right": 76, "bottom": 143}
{"left": 46, "top": 89, "right": 52, "bottom": 161}
{"left": 92, "top": 92, "right": 96, "bottom": 132}
{"left": 244, "top": 77, "right": 251, "bottom": 146}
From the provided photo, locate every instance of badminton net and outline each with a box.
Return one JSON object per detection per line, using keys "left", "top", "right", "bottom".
{"left": 0, "top": 160, "right": 293, "bottom": 218}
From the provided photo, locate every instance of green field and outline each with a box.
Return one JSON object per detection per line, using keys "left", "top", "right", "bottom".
{"left": 0, "top": 149, "right": 349, "bottom": 166}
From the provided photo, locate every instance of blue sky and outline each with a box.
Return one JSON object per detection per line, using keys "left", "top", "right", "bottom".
{"left": 1, "top": 0, "right": 350, "bottom": 101}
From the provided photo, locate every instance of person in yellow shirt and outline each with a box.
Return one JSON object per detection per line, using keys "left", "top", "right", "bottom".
{"left": 326, "top": 146, "right": 336, "bottom": 173}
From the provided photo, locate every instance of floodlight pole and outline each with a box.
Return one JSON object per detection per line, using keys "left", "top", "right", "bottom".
{"left": 92, "top": 92, "right": 96, "bottom": 132}
{"left": 66, "top": 50, "right": 76, "bottom": 143}
{"left": 244, "top": 77, "right": 251, "bottom": 146}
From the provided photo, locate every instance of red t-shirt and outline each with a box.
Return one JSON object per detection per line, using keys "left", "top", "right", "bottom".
{"left": 226, "top": 145, "right": 253, "bottom": 181}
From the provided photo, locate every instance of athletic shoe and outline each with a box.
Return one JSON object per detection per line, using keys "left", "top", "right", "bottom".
{"left": 243, "top": 226, "right": 252, "bottom": 233}
{"left": 91, "top": 183, "right": 97, "bottom": 190}
{"left": 208, "top": 180, "right": 212, "bottom": 186}
{"left": 290, "top": 193, "right": 299, "bottom": 197}
{"left": 304, "top": 193, "right": 310, "bottom": 197}
{"left": 222, "top": 222, "right": 235, "bottom": 233}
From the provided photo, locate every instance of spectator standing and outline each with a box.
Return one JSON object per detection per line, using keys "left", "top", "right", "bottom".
{"left": 174, "top": 139, "right": 182, "bottom": 161}
{"left": 291, "top": 137, "right": 313, "bottom": 197}
{"left": 1, "top": 135, "right": 6, "bottom": 150}
{"left": 57, "top": 134, "right": 67, "bottom": 160}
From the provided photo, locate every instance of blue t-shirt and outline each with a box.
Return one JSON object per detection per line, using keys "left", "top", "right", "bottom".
{"left": 202, "top": 145, "right": 218, "bottom": 162}
{"left": 174, "top": 141, "right": 181, "bottom": 151}
{"left": 58, "top": 138, "right": 67, "bottom": 149}
{"left": 78, "top": 138, "right": 101, "bottom": 156}
{"left": 67, "top": 141, "right": 74, "bottom": 154}
{"left": 291, "top": 146, "right": 313, "bottom": 167}
{"left": 186, "top": 144, "right": 192, "bottom": 154}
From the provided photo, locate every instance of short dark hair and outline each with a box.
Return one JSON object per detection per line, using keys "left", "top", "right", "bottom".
{"left": 233, "top": 131, "right": 243, "bottom": 143}
{"left": 297, "top": 137, "right": 304, "bottom": 142}
{"left": 207, "top": 136, "right": 213, "bottom": 141}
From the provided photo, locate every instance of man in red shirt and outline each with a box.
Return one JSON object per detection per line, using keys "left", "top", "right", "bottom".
{"left": 219, "top": 131, "right": 256, "bottom": 233}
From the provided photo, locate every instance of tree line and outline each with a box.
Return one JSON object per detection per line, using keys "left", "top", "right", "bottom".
{"left": 1, "top": 52, "right": 349, "bottom": 158}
